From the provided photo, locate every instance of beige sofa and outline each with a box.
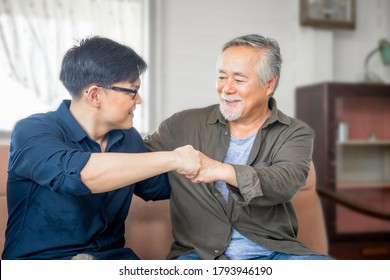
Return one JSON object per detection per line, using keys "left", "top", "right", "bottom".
{"left": 0, "top": 144, "right": 327, "bottom": 259}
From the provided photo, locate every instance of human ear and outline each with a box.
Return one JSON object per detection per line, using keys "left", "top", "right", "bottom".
{"left": 265, "top": 76, "right": 277, "bottom": 96}
{"left": 85, "top": 86, "right": 101, "bottom": 107}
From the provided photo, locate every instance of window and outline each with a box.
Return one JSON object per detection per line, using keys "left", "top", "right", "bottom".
{"left": 0, "top": 0, "right": 148, "bottom": 138}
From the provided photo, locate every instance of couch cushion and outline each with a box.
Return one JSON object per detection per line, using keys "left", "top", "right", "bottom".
{"left": 0, "top": 196, "right": 7, "bottom": 256}
{"left": 0, "top": 145, "right": 8, "bottom": 196}
{"left": 125, "top": 196, "right": 173, "bottom": 260}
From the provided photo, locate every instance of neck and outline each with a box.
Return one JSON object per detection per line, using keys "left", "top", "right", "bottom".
{"left": 69, "top": 100, "right": 109, "bottom": 151}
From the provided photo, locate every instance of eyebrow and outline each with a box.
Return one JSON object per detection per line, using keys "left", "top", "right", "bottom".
{"left": 218, "top": 70, "right": 248, "bottom": 78}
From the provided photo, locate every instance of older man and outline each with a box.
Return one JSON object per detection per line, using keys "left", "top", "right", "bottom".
{"left": 145, "top": 34, "right": 332, "bottom": 260}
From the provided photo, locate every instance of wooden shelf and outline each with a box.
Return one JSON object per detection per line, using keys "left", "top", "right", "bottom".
{"left": 336, "top": 140, "right": 390, "bottom": 146}
{"left": 337, "top": 182, "right": 390, "bottom": 190}
{"left": 296, "top": 82, "right": 390, "bottom": 260}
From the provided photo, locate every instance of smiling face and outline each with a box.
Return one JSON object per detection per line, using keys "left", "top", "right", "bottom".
{"left": 216, "top": 45, "right": 274, "bottom": 123}
{"left": 99, "top": 79, "right": 142, "bottom": 130}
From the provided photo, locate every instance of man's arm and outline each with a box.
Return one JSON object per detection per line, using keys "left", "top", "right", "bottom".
{"left": 189, "top": 124, "right": 313, "bottom": 207}
{"left": 190, "top": 151, "right": 237, "bottom": 186}
{"left": 81, "top": 145, "right": 200, "bottom": 193}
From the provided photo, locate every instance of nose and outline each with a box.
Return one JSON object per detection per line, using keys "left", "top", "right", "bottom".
{"left": 221, "top": 78, "right": 236, "bottom": 94}
{"left": 135, "top": 92, "right": 142, "bottom": 104}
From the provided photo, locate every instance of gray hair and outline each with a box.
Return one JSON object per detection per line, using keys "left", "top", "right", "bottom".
{"left": 221, "top": 34, "right": 282, "bottom": 95}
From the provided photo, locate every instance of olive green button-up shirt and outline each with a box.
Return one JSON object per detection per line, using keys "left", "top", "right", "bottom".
{"left": 144, "top": 98, "right": 317, "bottom": 260}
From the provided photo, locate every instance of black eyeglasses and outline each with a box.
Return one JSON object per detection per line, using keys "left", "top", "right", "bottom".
{"left": 97, "top": 85, "right": 138, "bottom": 100}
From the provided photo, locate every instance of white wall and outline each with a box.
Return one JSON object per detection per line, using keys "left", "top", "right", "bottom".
{"left": 147, "top": 0, "right": 390, "bottom": 131}
{"left": 334, "top": 0, "right": 390, "bottom": 83}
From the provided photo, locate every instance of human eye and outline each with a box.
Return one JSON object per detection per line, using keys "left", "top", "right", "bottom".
{"left": 234, "top": 73, "right": 248, "bottom": 83}
{"left": 235, "top": 78, "right": 248, "bottom": 84}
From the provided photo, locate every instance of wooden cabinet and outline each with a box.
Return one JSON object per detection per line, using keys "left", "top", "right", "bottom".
{"left": 296, "top": 82, "right": 390, "bottom": 259}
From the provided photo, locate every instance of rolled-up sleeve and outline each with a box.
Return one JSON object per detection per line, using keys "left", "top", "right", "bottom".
{"left": 227, "top": 121, "right": 313, "bottom": 207}
{"left": 9, "top": 117, "right": 92, "bottom": 196}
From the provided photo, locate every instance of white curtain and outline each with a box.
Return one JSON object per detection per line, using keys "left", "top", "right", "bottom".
{"left": 0, "top": 0, "right": 145, "bottom": 132}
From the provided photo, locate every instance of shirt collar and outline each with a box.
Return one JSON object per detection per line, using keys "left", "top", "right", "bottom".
{"left": 56, "top": 100, "right": 88, "bottom": 143}
{"left": 206, "top": 105, "right": 226, "bottom": 126}
{"left": 267, "top": 97, "right": 291, "bottom": 127}
{"left": 55, "top": 100, "right": 124, "bottom": 146}
{"left": 206, "top": 97, "right": 291, "bottom": 127}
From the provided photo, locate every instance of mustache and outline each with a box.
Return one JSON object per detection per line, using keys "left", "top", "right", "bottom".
{"left": 220, "top": 92, "right": 242, "bottom": 102}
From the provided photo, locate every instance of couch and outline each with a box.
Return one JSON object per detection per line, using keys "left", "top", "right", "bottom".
{"left": 0, "top": 144, "right": 328, "bottom": 259}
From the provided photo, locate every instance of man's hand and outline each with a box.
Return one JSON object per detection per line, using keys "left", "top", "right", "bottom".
{"left": 173, "top": 145, "right": 201, "bottom": 178}
{"left": 189, "top": 152, "right": 238, "bottom": 187}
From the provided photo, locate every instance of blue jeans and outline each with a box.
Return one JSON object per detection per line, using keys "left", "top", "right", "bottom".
{"left": 176, "top": 251, "right": 333, "bottom": 260}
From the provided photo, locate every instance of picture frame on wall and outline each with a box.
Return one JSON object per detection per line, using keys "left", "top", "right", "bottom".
{"left": 300, "top": 0, "right": 356, "bottom": 30}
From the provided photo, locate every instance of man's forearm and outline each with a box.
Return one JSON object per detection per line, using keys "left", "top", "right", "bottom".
{"left": 81, "top": 146, "right": 199, "bottom": 193}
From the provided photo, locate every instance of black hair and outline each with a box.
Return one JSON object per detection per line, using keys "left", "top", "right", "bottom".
{"left": 59, "top": 36, "right": 147, "bottom": 98}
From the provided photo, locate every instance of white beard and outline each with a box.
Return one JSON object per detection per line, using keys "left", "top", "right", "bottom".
{"left": 218, "top": 92, "right": 243, "bottom": 121}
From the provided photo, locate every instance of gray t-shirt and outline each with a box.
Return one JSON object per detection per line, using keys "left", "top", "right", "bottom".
{"left": 215, "top": 134, "right": 273, "bottom": 259}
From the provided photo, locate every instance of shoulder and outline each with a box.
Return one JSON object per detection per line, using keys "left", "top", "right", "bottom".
{"left": 275, "top": 109, "right": 313, "bottom": 135}
{"left": 167, "top": 104, "right": 219, "bottom": 123}
{"left": 147, "top": 105, "right": 219, "bottom": 146}
{"left": 15, "top": 111, "right": 56, "bottom": 127}
{"left": 12, "top": 112, "right": 59, "bottom": 139}
{"left": 123, "top": 127, "right": 143, "bottom": 142}
{"left": 9, "top": 112, "right": 65, "bottom": 153}
{"left": 120, "top": 127, "right": 147, "bottom": 152}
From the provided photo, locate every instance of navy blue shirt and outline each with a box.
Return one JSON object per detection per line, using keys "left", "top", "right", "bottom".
{"left": 2, "top": 100, "right": 170, "bottom": 260}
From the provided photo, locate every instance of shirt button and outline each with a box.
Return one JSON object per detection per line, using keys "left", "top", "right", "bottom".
{"left": 214, "top": 193, "right": 219, "bottom": 197}
{"left": 214, "top": 249, "right": 220, "bottom": 254}
{"left": 224, "top": 131, "right": 228, "bottom": 136}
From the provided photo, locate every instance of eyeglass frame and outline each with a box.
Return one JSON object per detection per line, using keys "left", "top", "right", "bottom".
{"left": 97, "top": 84, "right": 138, "bottom": 100}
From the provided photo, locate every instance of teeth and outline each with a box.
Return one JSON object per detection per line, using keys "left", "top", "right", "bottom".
{"left": 220, "top": 93, "right": 240, "bottom": 102}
